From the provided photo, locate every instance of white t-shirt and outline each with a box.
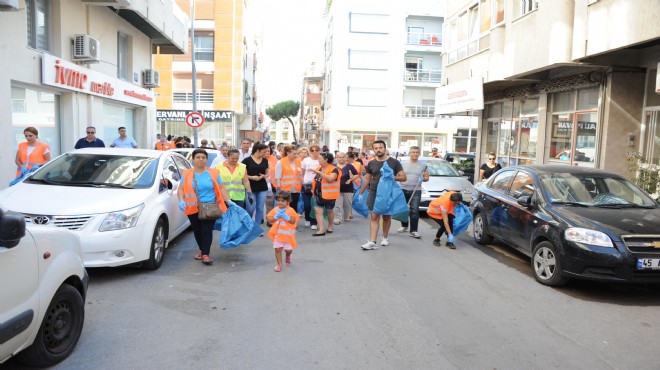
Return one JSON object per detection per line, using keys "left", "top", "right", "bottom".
{"left": 301, "top": 157, "right": 320, "bottom": 184}
{"left": 210, "top": 155, "right": 228, "bottom": 168}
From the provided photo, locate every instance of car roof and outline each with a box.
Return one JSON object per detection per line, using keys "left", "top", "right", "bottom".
{"left": 504, "top": 165, "right": 623, "bottom": 177}
{"left": 445, "top": 153, "right": 475, "bottom": 157}
{"left": 171, "top": 148, "right": 221, "bottom": 153}
{"left": 73, "top": 148, "right": 167, "bottom": 158}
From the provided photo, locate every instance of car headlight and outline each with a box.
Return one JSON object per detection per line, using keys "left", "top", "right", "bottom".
{"left": 564, "top": 228, "right": 613, "bottom": 248}
{"left": 99, "top": 204, "right": 144, "bottom": 232}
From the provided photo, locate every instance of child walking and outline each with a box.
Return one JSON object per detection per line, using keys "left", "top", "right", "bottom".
{"left": 266, "top": 190, "right": 300, "bottom": 272}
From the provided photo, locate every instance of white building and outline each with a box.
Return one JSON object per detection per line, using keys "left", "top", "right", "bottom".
{"left": 0, "top": 0, "right": 187, "bottom": 188}
{"left": 321, "top": 0, "right": 476, "bottom": 156}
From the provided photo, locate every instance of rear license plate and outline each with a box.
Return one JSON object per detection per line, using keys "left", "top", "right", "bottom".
{"left": 637, "top": 259, "right": 660, "bottom": 270}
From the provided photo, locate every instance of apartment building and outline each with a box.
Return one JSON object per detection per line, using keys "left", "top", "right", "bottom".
{"left": 154, "top": 0, "right": 253, "bottom": 146}
{"left": 441, "top": 0, "right": 660, "bottom": 176}
{"left": 0, "top": 0, "right": 187, "bottom": 188}
{"left": 322, "top": 0, "right": 475, "bottom": 156}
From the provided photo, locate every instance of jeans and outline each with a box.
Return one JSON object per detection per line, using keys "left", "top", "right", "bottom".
{"left": 249, "top": 190, "right": 268, "bottom": 224}
{"left": 187, "top": 213, "right": 215, "bottom": 255}
{"left": 289, "top": 192, "right": 300, "bottom": 211}
{"left": 265, "top": 188, "right": 276, "bottom": 220}
{"left": 400, "top": 189, "right": 421, "bottom": 232}
{"left": 302, "top": 191, "right": 317, "bottom": 225}
{"left": 433, "top": 214, "right": 455, "bottom": 239}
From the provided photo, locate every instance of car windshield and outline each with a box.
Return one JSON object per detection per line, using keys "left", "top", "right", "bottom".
{"left": 425, "top": 160, "right": 461, "bottom": 177}
{"left": 26, "top": 153, "right": 158, "bottom": 189}
{"left": 538, "top": 173, "right": 657, "bottom": 208}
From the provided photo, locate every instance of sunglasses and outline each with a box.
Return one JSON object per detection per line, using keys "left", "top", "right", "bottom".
{"left": 311, "top": 149, "right": 320, "bottom": 152}
{"left": 87, "top": 132, "right": 95, "bottom": 134}
{"left": 489, "top": 158, "right": 496, "bottom": 160}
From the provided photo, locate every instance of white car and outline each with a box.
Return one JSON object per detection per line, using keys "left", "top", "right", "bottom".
{"left": 0, "top": 148, "right": 192, "bottom": 269}
{"left": 170, "top": 147, "right": 223, "bottom": 166}
{"left": 0, "top": 207, "right": 88, "bottom": 366}
{"left": 400, "top": 157, "right": 473, "bottom": 211}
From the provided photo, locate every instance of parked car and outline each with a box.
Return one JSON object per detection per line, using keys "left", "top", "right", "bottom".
{"left": 0, "top": 148, "right": 192, "bottom": 270}
{"left": 400, "top": 157, "right": 473, "bottom": 211}
{"left": 443, "top": 152, "right": 475, "bottom": 183}
{"left": 171, "top": 147, "right": 223, "bottom": 167}
{"left": 470, "top": 165, "right": 660, "bottom": 286}
{"left": 0, "top": 207, "right": 88, "bottom": 367}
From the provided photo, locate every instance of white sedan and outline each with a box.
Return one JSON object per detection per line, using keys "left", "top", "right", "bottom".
{"left": 0, "top": 148, "right": 191, "bottom": 270}
{"left": 399, "top": 157, "right": 473, "bottom": 210}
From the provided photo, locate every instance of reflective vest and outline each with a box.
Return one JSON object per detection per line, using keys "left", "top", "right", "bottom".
{"left": 427, "top": 191, "right": 456, "bottom": 220}
{"left": 278, "top": 157, "right": 302, "bottom": 193}
{"left": 181, "top": 168, "right": 228, "bottom": 216}
{"left": 267, "top": 155, "right": 278, "bottom": 188}
{"left": 155, "top": 141, "right": 175, "bottom": 151}
{"left": 312, "top": 164, "right": 340, "bottom": 200}
{"left": 266, "top": 206, "right": 299, "bottom": 248}
{"left": 16, "top": 141, "right": 49, "bottom": 176}
{"left": 216, "top": 162, "right": 246, "bottom": 201}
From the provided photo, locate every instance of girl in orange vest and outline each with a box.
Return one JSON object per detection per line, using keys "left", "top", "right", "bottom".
{"left": 15, "top": 126, "right": 51, "bottom": 177}
{"left": 266, "top": 190, "right": 300, "bottom": 272}
{"left": 311, "top": 152, "right": 340, "bottom": 236}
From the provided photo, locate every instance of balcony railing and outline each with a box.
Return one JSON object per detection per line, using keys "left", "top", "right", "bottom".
{"left": 406, "top": 32, "right": 442, "bottom": 46}
{"left": 404, "top": 68, "right": 442, "bottom": 83}
{"left": 173, "top": 89, "right": 213, "bottom": 104}
{"left": 403, "top": 105, "right": 435, "bottom": 118}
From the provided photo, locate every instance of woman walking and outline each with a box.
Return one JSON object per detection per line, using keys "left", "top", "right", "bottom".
{"left": 215, "top": 148, "right": 251, "bottom": 209}
{"left": 301, "top": 144, "right": 321, "bottom": 229}
{"left": 311, "top": 152, "right": 340, "bottom": 236}
{"left": 242, "top": 142, "right": 270, "bottom": 225}
{"left": 333, "top": 152, "right": 359, "bottom": 224}
{"left": 275, "top": 145, "right": 303, "bottom": 210}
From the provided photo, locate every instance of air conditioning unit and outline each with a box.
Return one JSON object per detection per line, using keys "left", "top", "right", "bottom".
{"left": 73, "top": 35, "right": 100, "bottom": 63}
{"left": 0, "top": 0, "right": 19, "bottom": 11}
{"left": 143, "top": 69, "right": 160, "bottom": 88}
{"left": 81, "top": 0, "right": 131, "bottom": 6}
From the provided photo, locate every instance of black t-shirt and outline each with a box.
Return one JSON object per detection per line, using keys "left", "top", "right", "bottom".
{"left": 480, "top": 163, "right": 502, "bottom": 180}
{"left": 242, "top": 156, "right": 269, "bottom": 192}
{"left": 313, "top": 166, "right": 340, "bottom": 197}
{"left": 338, "top": 163, "right": 357, "bottom": 193}
{"left": 365, "top": 157, "right": 404, "bottom": 191}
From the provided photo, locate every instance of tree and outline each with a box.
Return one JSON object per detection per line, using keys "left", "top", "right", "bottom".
{"left": 265, "top": 100, "right": 300, "bottom": 144}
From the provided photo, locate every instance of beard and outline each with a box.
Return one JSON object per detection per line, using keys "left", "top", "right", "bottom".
{"left": 376, "top": 151, "right": 385, "bottom": 158}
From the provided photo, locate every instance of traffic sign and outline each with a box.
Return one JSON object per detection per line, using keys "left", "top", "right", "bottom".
{"left": 185, "top": 111, "right": 204, "bottom": 128}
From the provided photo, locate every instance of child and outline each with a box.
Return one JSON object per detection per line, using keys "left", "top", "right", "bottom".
{"left": 266, "top": 190, "right": 300, "bottom": 272}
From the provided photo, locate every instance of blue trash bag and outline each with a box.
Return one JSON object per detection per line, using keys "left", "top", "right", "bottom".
{"left": 452, "top": 203, "right": 473, "bottom": 236}
{"left": 9, "top": 166, "right": 38, "bottom": 187}
{"left": 214, "top": 203, "right": 262, "bottom": 248}
{"left": 297, "top": 193, "right": 305, "bottom": 214}
{"left": 245, "top": 192, "right": 256, "bottom": 217}
{"left": 373, "top": 161, "right": 408, "bottom": 216}
{"left": 352, "top": 190, "right": 370, "bottom": 218}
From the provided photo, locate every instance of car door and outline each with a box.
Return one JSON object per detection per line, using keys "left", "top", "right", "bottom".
{"left": 159, "top": 155, "right": 188, "bottom": 235}
{"left": 499, "top": 170, "right": 538, "bottom": 254}
{"left": 481, "top": 170, "right": 517, "bottom": 238}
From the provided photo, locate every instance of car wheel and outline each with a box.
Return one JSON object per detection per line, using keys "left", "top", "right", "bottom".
{"left": 473, "top": 212, "right": 493, "bottom": 245}
{"left": 531, "top": 241, "right": 569, "bottom": 286}
{"left": 143, "top": 218, "right": 167, "bottom": 270}
{"left": 15, "top": 284, "right": 84, "bottom": 367}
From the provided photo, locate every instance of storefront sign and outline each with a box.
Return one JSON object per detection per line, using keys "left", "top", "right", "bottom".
{"left": 435, "top": 77, "right": 484, "bottom": 114}
{"left": 42, "top": 54, "right": 155, "bottom": 107}
{"left": 156, "top": 110, "right": 233, "bottom": 122}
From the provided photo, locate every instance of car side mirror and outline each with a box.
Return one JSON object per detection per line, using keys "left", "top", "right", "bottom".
{"left": 0, "top": 210, "right": 26, "bottom": 249}
{"left": 517, "top": 195, "right": 533, "bottom": 208}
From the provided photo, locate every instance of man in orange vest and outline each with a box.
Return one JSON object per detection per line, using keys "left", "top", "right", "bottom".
{"left": 154, "top": 134, "right": 174, "bottom": 150}
{"left": 427, "top": 191, "right": 463, "bottom": 249}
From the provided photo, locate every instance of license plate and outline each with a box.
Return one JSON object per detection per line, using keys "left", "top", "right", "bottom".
{"left": 637, "top": 258, "right": 660, "bottom": 270}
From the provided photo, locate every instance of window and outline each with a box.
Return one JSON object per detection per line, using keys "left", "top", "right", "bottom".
{"left": 348, "top": 50, "right": 388, "bottom": 70}
{"left": 26, "top": 0, "right": 50, "bottom": 51}
{"left": 445, "top": 0, "right": 502, "bottom": 64}
{"left": 521, "top": 0, "right": 538, "bottom": 16}
{"left": 194, "top": 33, "right": 214, "bottom": 61}
{"left": 349, "top": 13, "right": 389, "bottom": 34}
{"left": 117, "top": 33, "right": 129, "bottom": 81}
{"left": 508, "top": 171, "right": 535, "bottom": 198}
{"left": 490, "top": 170, "right": 516, "bottom": 193}
{"left": 348, "top": 87, "right": 387, "bottom": 107}
{"left": 11, "top": 86, "right": 60, "bottom": 158}
{"left": 485, "top": 98, "right": 539, "bottom": 167}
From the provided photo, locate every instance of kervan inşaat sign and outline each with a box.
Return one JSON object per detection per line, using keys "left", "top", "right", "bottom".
{"left": 157, "top": 110, "right": 233, "bottom": 122}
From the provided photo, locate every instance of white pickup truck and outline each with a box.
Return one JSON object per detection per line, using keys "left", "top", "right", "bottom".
{"left": 0, "top": 208, "right": 88, "bottom": 367}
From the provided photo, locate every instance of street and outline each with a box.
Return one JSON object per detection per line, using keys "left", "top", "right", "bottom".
{"left": 6, "top": 214, "right": 660, "bottom": 369}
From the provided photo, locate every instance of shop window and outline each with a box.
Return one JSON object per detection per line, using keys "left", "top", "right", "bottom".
{"left": 26, "top": 0, "right": 50, "bottom": 51}
{"left": 552, "top": 91, "right": 575, "bottom": 112}
{"left": 11, "top": 86, "right": 60, "bottom": 157}
{"left": 577, "top": 87, "right": 599, "bottom": 110}
{"left": 102, "top": 103, "right": 134, "bottom": 145}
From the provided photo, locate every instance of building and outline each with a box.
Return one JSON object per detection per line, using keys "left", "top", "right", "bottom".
{"left": 440, "top": 0, "right": 660, "bottom": 179}
{"left": 300, "top": 63, "right": 324, "bottom": 146}
{"left": 0, "top": 0, "right": 187, "bottom": 188}
{"left": 154, "top": 0, "right": 252, "bottom": 147}
{"left": 321, "top": 0, "right": 476, "bottom": 156}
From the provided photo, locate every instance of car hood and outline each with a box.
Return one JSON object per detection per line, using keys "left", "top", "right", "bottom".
{"left": 0, "top": 183, "right": 151, "bottom": 215}
{"left": 552, "top": 206, "right": 660, "bottom": 236}
{"left": 424, "top": 176, "right": 472, "bottom": 191}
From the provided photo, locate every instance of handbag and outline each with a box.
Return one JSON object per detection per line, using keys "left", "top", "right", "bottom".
{"left": 193, "top": 174, "right": 223, "bottom": 221}
{"left": 302, "top": 183, "right": 313, "bottom": 194}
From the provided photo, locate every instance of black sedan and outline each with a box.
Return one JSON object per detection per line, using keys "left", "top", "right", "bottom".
{"left": 470, "top": 165, "right": 660, "bottom": 286}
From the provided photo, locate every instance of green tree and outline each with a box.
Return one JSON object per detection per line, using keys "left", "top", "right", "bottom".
{"left": 265, "top": 100, "right": 300, "bottom": 144}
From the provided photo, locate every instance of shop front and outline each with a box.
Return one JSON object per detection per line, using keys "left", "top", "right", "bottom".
{"left": 156, "top": 109, "right": 234, "bottom": 145}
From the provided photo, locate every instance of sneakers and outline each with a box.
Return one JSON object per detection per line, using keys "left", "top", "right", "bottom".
{"left": 432, "top": 239, "right": 441, "bottom": 247}
{"left": 397, "top": 226, "right": 408, "bottom": 233}
{"left": 333, "top": 219, "right": 341, "bottom": 225}
{"left": 361, "top": 240, "right": 378, "bottom": 250}
{"left": 304, "top": 221, "right": 311, "bottom": 227}
{"left": 410, "top": 231, "right": 421, "bottom": 239}
{"left": 446, "top": 242, "right": 456, "bottom": 249}
{"left": 274, "top": 265, "right": 282, "bottom": 272}
{"left": 380, "top": 238, "right": 389, "bottom": 246}
{"left": 311, "top": 225, "right": 318, "bottom": 230}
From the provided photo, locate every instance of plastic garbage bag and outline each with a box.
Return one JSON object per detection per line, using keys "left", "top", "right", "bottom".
{"left": 9, "top": 167, "right": 38, "bottom": 187}
{"left": 452, "top": 203, "right": 473, "bottom": 236}
{"left": 352, "top": 190, "right": 370, "bottom": 218}
{"left": 373, "top": 161, "right": 408, "bottom": 215}
{"left": 297, "top": 193, "right": 304, "bottom": 214}
{"left": 245, "top": 191, "right": 256, "bottom": 217}
{"left": 214, "top": 203, "right": 262, "bottom": 248}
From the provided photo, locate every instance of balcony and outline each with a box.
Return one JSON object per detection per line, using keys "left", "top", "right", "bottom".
{"left": 404, "top": 68, "right": 442, "bottom": 83}
{"left": 406, "top": 32, "right": 442, "bottom": 47}
{"left": 173, "top": 89, "right": 213, "bottom": 104}
{"left": 403, "top": 105, "right": 435, "bottom": 118}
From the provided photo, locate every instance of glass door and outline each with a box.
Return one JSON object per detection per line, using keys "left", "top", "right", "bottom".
{"left": 643, "top": 110, "right": 659, "bottom": 165}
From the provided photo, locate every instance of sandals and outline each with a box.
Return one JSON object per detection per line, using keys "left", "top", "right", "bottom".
{"left": 274, "top": 265, "right": 283, "bottom": 272}
{"left": 194, "top": 252, "right": 202, "bottom": 260}
{"left": 285, "top": 256, "right": 292, "bottom": 265}
{"left": 201, "top": 255, "right": 213, "bottom": 265}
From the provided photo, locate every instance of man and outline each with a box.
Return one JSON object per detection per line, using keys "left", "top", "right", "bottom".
{"left": 154, "top": 134, "right": 174, "bottom": 151}
{"left": 209, "top": 145, "right": 229, "bottom": 167}
{"left": 359, "top": 140, "right": 406, "bottom": 250}
{"left": 347, "top": 146, "right": 355, "bottom": 154}
{"left": 239, "top": 138, "right": 253, "bottom": 161}
{"left": 200, "top": 139, "right": 212, "bottom": 148}
{"left": 397, "top": 146, "right": 429, "bottom": 239}
{"left": 109, "top": 127, "right": 138, "bottom": 148}
{"left": 74, "top": 126, "right": 105, "bottom": 149}
{"left": 427, "top": 192, "right": 463, "bottom": 249}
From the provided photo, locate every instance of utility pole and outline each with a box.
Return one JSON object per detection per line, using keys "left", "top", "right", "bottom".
{"left": 190, "top": 0, "right": 199, "bottom": 147}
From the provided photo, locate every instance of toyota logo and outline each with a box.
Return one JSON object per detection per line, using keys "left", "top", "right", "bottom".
{"left": 32, "top": 216, "right": 51, "bottom": 225}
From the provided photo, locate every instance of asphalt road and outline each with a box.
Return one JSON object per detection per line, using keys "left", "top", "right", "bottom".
{"left": 6, "top": 213, "right": 660, "bottom": 369}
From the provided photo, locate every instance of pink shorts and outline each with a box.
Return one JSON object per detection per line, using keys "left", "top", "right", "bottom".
{"left": 273, "top": 241, "right": 293, "bottom": 250}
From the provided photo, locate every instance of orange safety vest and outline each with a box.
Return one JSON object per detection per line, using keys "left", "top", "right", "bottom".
{"left": 278, "top": 157, "right": 302, "bottom": 192}
{"left": 311, "top": 164, "right": 340, "bottom": 200}
{"left": 266, "top": 206, "right": 300, "bottom": 248}
{"left": 181, "top": 168, "right": 228, "bottom": 216}
{"left": 155, "top": 141, "right": 175, "bottom": 151}
{"left": 427, "top": 191, "right": 456, "bottom": 220}
{"left": 16, "top": 141, "right": 49, "bottom": 176}
{"left": 267, "top": 154, "right": 277, "bottom": 188}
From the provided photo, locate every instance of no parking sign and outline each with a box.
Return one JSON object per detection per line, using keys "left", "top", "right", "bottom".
{"left": 185, "top": 111, "right": 204, "bottom": 128}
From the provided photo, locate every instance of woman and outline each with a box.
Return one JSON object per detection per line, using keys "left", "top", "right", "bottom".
{"left": 177, "top": 149, "right": 232, "bottom": 265}
{"left": 301, "top": 144, "right": 321, "bottom": 229}
{"left": 346, "top": 152, "right": 363, "bottom": 192}
{"left": 265, "top": 145, "right": 279, "bottom": 222}
{"left": 478, "top": 152, "right": 502, "bottom": 182}
{"left": 333, "top": 152, "right": 359, "bottom": 224}
{"left": 215, "top": 148, "right": 252, "bottom": 209}
{"left": 299, "top": 147, "right": 310, "bottom": 162}
{"left": 311, "top": 152, "right": 340, "bottom": 236}
{"left": 275, "top": 145, "right": 303, "bottom": 210}
{"left": 15, "top": 127, "right": 51, "bottom": 177}
{"left": 242, "top": 142, "right": 270, "bottom": 225}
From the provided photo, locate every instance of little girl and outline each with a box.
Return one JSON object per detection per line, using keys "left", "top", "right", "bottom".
{"left": 266, "top": 190, "right": 300, "bottom": 272}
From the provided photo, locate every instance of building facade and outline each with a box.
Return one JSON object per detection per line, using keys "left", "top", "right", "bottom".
{"left": 0, "top": 0, "right": 187, "bottom": 188}
{"left": 441, "top": 0, "right": 660, "bottom": 180}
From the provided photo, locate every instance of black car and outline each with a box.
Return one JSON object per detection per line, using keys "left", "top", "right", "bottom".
{"left": 444, "top": 153, "right": 475, "bottom": 183}
{"left": 470, "top": 165, "right": 660, "bottom": 286}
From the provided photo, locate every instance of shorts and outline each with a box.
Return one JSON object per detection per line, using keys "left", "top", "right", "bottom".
{"left": 314, "top": 195, "right": 336, "bottom": 210}
{"left": 366, "top": 189, "right": 377, "bottom": 212}
{"left": 273, "top": 240, "right": 293, "bottom": 250}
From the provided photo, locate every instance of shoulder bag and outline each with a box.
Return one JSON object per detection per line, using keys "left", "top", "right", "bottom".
{"left": 193, "top": 174, "right": 223, "bottom": 221}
